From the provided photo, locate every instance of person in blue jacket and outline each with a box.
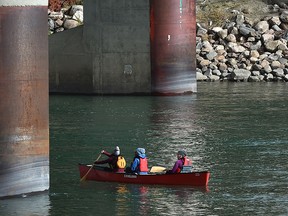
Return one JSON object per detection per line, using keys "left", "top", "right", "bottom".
{"left": 127, "top": 148, "right": 149, "bottom": 175}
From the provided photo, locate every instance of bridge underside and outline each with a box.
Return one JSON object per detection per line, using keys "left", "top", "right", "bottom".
{"left": 49, "top": 0, "right": 196, "bottom": 95}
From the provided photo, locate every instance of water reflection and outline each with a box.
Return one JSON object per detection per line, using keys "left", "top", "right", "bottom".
{"left": 115, "top": 184, "right": 130, "bottom": 216}
{"left": 148, "top": 95, "right": 210, "bottom": 171}
{"left": 113, "top": 183, "right": 210, "bottom": 216}
{"left": 0, "top": 192, "right": 50, "bottom": 216}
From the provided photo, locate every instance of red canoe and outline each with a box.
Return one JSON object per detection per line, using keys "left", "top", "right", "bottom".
{"left": 79, "top": 164, "right": 210, "bottom": 187}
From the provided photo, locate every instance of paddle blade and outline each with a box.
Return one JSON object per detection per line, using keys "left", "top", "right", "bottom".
{"left": 80, "top": 176, "right": 87, "bottom": 182}
{"left": 150, "top": 166, "right": 166, "bottom": 173}
{"left": 80, "top": 153, "right": 101, "bottom": 182}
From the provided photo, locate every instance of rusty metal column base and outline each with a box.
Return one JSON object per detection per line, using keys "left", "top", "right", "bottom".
{"left": 150, "top": 0, "right": 197, "bottom": 95}
{"left": 0, "top": 1, "right": 49, "bottom": 198}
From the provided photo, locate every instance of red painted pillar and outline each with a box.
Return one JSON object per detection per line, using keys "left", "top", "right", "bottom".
{"left": 150, "top": 0, "right": 196, "bottom": 95}
{"left": 0, "top": 1, "right": 49, "bottom": 197}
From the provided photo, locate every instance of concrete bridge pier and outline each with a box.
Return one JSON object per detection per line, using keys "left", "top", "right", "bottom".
{"left": 49, "top": 0, "right": 197, "bottom": 95}
{"left": 0, "top": 0, "right": 49, "bottom": 198}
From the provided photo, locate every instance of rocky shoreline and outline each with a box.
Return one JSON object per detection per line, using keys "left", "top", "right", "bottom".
{"left": 48, "top": 2, "right": 288, "bottom": 82}
{"left": 48, "top": 5, "right": 83, "bottom": 34}
{"left": 196, "top": 3, "right": 288, "bottom": 82}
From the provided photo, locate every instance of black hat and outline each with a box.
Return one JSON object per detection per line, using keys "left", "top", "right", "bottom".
{"left": 177, "top": 150, "right": 186, "bottom": 157}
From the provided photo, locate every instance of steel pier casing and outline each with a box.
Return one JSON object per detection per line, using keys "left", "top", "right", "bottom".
{"left": 0, "top": 3, "right": 49, "bottom": 198}
{"left": 150, "top": 0, "right": 197, "bottom": 95}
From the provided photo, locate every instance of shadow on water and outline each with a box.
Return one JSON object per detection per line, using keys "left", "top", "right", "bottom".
{"left": 0, "top": 192, "right": 50, "bottom": 216}
{"left": 77, "top": 181, "right": 210, "bottom": 216}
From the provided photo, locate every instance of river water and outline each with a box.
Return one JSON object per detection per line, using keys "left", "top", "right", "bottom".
{"left": 1, "top": 82, "right": 288, "bottom": 216}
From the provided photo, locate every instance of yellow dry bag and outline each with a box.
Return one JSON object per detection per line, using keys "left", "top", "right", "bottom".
{"left": 117, "top": 156, "right": 126, "bottom": 169}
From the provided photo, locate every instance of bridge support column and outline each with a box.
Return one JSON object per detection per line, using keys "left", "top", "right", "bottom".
{"left": 150, "top": 0, "right": 197, "bottom": 95}
{"left": 0, "top": 0, "right": 49, "bottom": 198}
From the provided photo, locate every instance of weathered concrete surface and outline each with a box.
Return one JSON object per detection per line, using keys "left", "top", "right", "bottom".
{"left": 49, "top": 0, "right": 151, "bottom": 94}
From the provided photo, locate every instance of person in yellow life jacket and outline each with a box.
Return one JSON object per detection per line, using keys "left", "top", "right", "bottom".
{"left": 94, "top": 146, "right": 126, "bottom": 172}
{"left": 166, "top": 150, "right": 192, "bottom": 174}
{"left": 127, "top": 148, "right": 149, "bottom": 175}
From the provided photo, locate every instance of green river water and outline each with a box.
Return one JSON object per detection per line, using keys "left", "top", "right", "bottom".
{"left": 1, "top": 82, "right": 288, "bottom": 216}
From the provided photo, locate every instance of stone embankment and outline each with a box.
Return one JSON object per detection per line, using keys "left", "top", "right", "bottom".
{"left": 196, "top": 3, "right": 288, "bottom": 82}
{"left": 48, "top": 5, "right": 83, "bottom": 34}
{"left": 48, "top": 3, "right": 288, "bottom": 82}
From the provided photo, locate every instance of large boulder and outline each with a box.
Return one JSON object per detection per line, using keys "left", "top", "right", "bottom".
{"left": 230, "top": 69, "right": 251, "bottom": 81}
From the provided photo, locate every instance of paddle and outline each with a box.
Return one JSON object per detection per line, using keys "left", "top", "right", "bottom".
{"left": 80, "top": 153, "right": 101, "bottom": 181}
{"left": 150, "top": 166, "right": 167, "bottom": 173}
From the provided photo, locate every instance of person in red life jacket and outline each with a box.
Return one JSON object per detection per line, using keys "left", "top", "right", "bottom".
{"left": 94, "top": 146, "right": 120, "bottom": 171}
{"left": 166, "top": 150, "right": 192, "bottom": 174}
{"left": 127, "top": 148, "right": 149, "bottom": 175}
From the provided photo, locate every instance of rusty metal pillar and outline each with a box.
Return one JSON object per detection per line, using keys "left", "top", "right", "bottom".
{"left": 0, "top": 1, "right": 49, "bottom": 198}
{"left": 150, "top": 0, "right": 196, "bottom": 95}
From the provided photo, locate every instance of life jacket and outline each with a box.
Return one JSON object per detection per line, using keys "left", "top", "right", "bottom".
{"left": 139, "top": 158, "right": 148, "bottom": 172}
{"left": 183, "top": 156, "right": 192, "bottom": 166}
{"left": 117, "top": 156, "right": 126, "bottom": 169}
{"left": 181, "top": 156, "right": 193, "bottom": 173}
